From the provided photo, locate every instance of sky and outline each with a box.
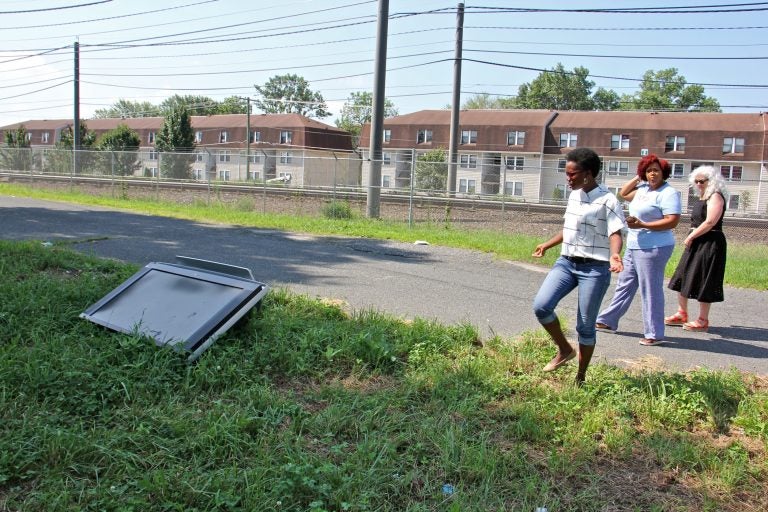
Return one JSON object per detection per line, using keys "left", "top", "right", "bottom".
{"left": 1, "top": 0, "right": 767, "bottom": 128}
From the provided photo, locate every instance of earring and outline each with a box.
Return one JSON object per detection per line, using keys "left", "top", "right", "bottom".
{"left": 583, "top": 177, "right": 588, "bottom": 185}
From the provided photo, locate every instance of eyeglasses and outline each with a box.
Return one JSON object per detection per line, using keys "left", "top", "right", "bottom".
{"left": 694, "top": 178, "right": 709, "bottom": 184}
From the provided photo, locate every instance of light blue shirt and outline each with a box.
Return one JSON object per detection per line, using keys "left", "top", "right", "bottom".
{"left": 627, "top": 182, "right": 681, "bottom": 249}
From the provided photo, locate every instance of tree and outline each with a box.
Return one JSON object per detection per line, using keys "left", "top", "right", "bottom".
{"left": 93, "top": 99, "right": 160, "bottom": 119}
{"left": 620, "top": 68, "right": 721, "bottom": 112}
{"left": 592, "top": 87, "right": 621, "bottom": 111}
{"left": 96, "top": 124, "right": 142, "bottom": 176}
{"left": 217, "top": 96, "right": 249, "bottom": 114}
{"left": 414, "top": 148, "right": 447, "bottom": 192}
{"left": 0, "top": 125, "right": 33, "bottom": 171}
{"left": 155, "top": 107, "right": 196, "bottom": 179}
{"left": 461, "top": 93, "right": 507, "bottom": 109}
{"left": 511, "top": 64, "right": 597, "bottom": 110}
{"left": 335, "top": 91, "right": 398, "bottom": 147}
{"left": 159, "top": 95, "right": 220, "bottom": 116}
{"left": 49, "top": 121, "right": 99, "bottom": 174}
{"left": 254, "top": 74, "right": 330, "bottom": 118}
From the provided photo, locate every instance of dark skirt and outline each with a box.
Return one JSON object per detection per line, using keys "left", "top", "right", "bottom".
{"left": 668, "top": 230, "right": 726, "bottom": 303}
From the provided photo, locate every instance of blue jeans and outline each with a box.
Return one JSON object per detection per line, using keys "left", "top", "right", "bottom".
{"left": 533, "top": 256, "right": 612, "bottom": 346}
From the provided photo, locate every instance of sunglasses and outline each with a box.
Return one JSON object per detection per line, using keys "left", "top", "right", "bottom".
{"left": 694, "top": 179, "right": 709, "bottom": 184}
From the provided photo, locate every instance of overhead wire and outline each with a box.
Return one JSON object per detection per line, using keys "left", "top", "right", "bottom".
{"left": 0, "top": 1, "right": 113, "bottom": 15}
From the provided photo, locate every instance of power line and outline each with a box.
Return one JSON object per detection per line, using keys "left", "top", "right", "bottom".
{"left": 468, "top": 48, "right": 768, "bottom": 61}
{"left": 0, "top": 0, "right": 113, "bottom": 15}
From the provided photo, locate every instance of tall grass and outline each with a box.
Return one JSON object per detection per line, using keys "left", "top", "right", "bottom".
{"left": 1, "top": 240, "right": 766, "bottom": 511}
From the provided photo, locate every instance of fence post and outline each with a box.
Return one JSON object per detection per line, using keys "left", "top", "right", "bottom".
{"left": 409, "top": 148, "right": 416, "bottom": 228}
{"left": 332, "top": 151, "right": 338, "bottom": 205}
{"left": 501, "top": 161, "right": 507, "bottom": 214}
{"left": 261, "top": 149, "right": 269, "bottom": 214}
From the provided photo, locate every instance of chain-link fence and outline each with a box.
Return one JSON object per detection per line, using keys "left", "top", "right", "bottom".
{"left": 1, "top": 147, "right": 767, "bottom": 243}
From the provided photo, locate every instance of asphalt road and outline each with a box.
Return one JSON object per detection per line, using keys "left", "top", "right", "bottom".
{"left": 2, "top": 194, "right": 767, "bottom": 375}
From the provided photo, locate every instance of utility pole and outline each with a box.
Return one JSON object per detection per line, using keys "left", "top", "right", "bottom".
{"left": 245, "top": 97, "right": 251, "bottom": 179}
{"left": 367, "top": 0, "right": 389, "bottom": 219}
{"left": 447, "top": 3, "right": 464, "bottom": 196}
{"left": 73, "top": 40, "right": 80, "bottom": 173}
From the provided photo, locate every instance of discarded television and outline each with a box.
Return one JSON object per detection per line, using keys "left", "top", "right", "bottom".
{"left": 80, "top": 256, "right": 269, "bottom": 362}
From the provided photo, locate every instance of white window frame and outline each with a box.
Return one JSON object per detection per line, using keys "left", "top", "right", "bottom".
{"left": 279, "top": 130, "right": 292, "bottom": 144}
{"left": 383, "top": 129, "right": 391, "bottom": 143}
{"left": 665, "top": 135, "right": 685, "bottom": 152}
{"left": 196, "top": 152, "right": 205, "bottom": 162}
{"left": 382, "top": 152, "right": 392, "bottom": 165}
{"left": 459, "top": 154, "right": 477, "bottom": 169}
{"left": 507, "top": 131, "right": 525, "bottom": 146}
{"left": 250, "top": 130, "right": 261, "bottom": 143}
{"left": 728, "top": 194, "right": 740, "bottom": 210}
{"left": 557, "top": 159, "right": 567, "bottom": 172}
{"left": 720, "top": 164, "right": 742, "bottom": 182}
{"left": 219, "top": 131, "right": 228, "bottom": 143}
{"left": 280, "top": 151, "right": 292, "bottom": 164}
{"left": 559, "top": 133, "right": 578, "bottom": 148}
{"left": 460, "top": 130, "right": 477, "bottom": 144}
{"left": 218, "top": 150, "right": 230, "bottom": 162}
{"left": 146, "top": 167, "right": 158, "bottom": 177}
{"left": 416, "top": 129, "right": 433, "bottom": 144}
{"left": 41, "top": 132, "right": 50, "bottom": 143}
{"left": 219, "top": 170, "right": 231, "bottom": 181}
{"left": 670, "top": 162, "right": 685, "bottom": 179}
{"left": 723, "top": 137, "right": 745, "bottom": 154}
{"left": 504, "top": 181, "right": 523, "bottom": 196}
{"left": 247, "top": 170, "right": 260, "bottom": 180}
{"left": 149, "top": 150, "right": 158, "bottom": 161}
{"left": 608, "top": 160, "right": 629, "bottom": 176}
{"left": 148, "top": 132, "right": 156, "bottom": 144}
{"left": 610, "top": 134, "right": 630, "bottom": 150}
{"left": 382, "top": 175, "right": 391, "bottom": 188}
{"left": 193, "top": 169, "right": 205, "bottom": 180}
{"left": 195, "top": 131, "right": 203, "bottom": 143}
{"left": 505, "top": 155, "right": 524, "bottom": 171}
{"left": 249, "top": 153, "right": 260, "bottom": 163}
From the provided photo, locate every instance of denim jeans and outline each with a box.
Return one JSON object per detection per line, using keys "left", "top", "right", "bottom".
{"left": 533, "top": 256, "right": 612, "bottom": 346}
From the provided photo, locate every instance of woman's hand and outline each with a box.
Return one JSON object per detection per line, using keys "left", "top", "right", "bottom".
{"left": 625, "top": 215, "right": 642, "bottom": 229}
{"left": 532, "top": 244, "right": 547, "bottom": 258}
{"left": 683, "top": 234, "right": 694, "bottom": 248}
{"left": 609, "top": 253, "right": 624, "bottom": 273}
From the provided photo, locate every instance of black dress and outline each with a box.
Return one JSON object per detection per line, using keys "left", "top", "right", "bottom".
{"left": 668, "top": 193, "right": 727, "bottom": 303}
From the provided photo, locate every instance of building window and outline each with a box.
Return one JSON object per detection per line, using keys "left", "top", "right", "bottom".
{"left": 504, "top": 181, "right": 523, "bottom": 196}
{"left": 145, "top": 167, "right": 158, "bottom": 177}
{"left": 41, "top": 132, "right": 50, "bottom": 143}
{"left": 25, "top": 132, "right": 32, "bottom": 142}
{"left": 458, "top": 178, "right": 477, "bottom": 194}
{"left": 671, "top": 163, "right": 685, "bottom": 179}
{"left": 720, "top": 165, "right": 742, "bottom": 181}
{"left": 279, "top": 130, "right": 292, "bottom": 144}
{"left": 610, "top": 134, "right": 630, "bottom": 150}
{"left": 148, "top": 132, "right": 156, "bottom": 144}
{"left": 723, "top": 137, "right": 745, "bottom": 154}
{"left": 507, "top": 131, "right": 525, "bottom": 146}
{"left": 249, "top": 153, "right": 260, "bottom": 163}
{"left": 280, "top": 151, "right": 292, "bottom": 164}
{"left": 416, "top": 129, "right": 433, "bottom": 144}
{"left": 248, "top": 170, "right": 260, "bottom": 180}
{"left": 195, "top": 131, "right": 203, "bottom": 143}
{"left": 218, "top": 150, "right": 230, "bottom": 162}
{"left": 196, "top": 152, "right": 204, "bottom": 162}
{"left": 459, "top": 154, "right": 477, "bottom": 169}
{"left": 505, "top": 156, "right": 525, "bottom": 170}
{"left": 460, "top": 130, "right": 477, "bottom": 144}
{"left": 382, "top": 152, "right": 391, "bottom": 165}
{"left": 193, "top": 169, "right": 205, "bottom": 180}
{"left": 250, "top": 131, "right": 261, "bottom": 143}
{"left": 559, "top": 133, "right": 578, "bottom": 148}
{"left": 219, "top": 131, "right": 228, "bottom": 143}
{"left": 665, "top": 136, "right": 686, "bottom": 152}
{"left": 557, "top": 159, "right": 567, "bottom": 172}
{"left": 382, "top": 175, "right": 391, "bottom": 188}
{"left": 554, "top": 183, "right": 566, "bottom": 199}
{"left": 728, "top": 194, "right": 740, "bottom": 210}
{"left": 383, "top": 129, "right": 391, "bottom": 143}
{"left": 149, "top": 150, "right": 158, "bottom": 160}
{"left": 608, "top": 161, "right": 629, "bottom": 176}
{"left": 219, "top": 170, "right": 230, "bottom": 181}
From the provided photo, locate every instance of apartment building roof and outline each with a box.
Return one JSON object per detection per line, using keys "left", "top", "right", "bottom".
{"left": 549, "top": 110, "right": 766, "bottom": 132}
{"left": 381, "top": 109, "right": 556, "bottom": 126}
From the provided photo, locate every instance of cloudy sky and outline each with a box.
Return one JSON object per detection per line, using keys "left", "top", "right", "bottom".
{"left": 1, "top": 0, "right": 767, "bottom": 127}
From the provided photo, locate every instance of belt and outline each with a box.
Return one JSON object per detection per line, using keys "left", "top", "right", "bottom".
{"left": 564, "top": 255, "right": 602, "bottom": 264}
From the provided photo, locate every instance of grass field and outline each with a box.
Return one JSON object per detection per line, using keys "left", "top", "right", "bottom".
{"left": 1, "top": 240, "right": 767, "bottom": 511}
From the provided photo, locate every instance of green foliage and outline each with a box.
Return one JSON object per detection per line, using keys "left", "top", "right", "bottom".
{"left": 461, "top": 93, "right": 508, "bottom": 109}
{"left": 48, "top": 121, "right": 100, "bottom": 175}
{"left": 335, "top": 91, "right": 398, "bottom": 147}
{"left": 92, "top": 99, "right": 160, "bottom": 119}
{"left": 511, "top": 63, "right": 598, "bottom": 110}
{"left": 159, "top": 94, "right": 220, "bottom": 116}
{"left": 254, "top": 73, "right": 331, "bottom": 118}
{"left": 95, "top": 124, "right": 142, "bottom": 176}
{"left": 321, "top": 200, "right": 354, "bottom": 219}
{"left": 414, "top": 147, "right": 448, "bottom": 192}
{"left": 619, "top": 68, "right": 721, "bottom": 112}
{"left": 155, "top": 107, "right": 196, "bottom": 179}
{"left": 0, "top": 125, "right": 33, "bottom": 171}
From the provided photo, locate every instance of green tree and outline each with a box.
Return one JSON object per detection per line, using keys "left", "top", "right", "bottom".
{"left": 620, "top": 68, "right": 721, "bottom": 112}
{"left": 96, "top": 124, "right": 142, "bottom": 176}
{"left": 217, "top": 96, "right": 249, "bottom": 114}
{"left": 155, "top": 107, "right": 196, "bottom": 179}
{"left": 93, "top": 99, "right": 160, "bottom": 118}
{"left": 592, "top": 87, "right": 621, "bottom": 111}
{"left": 461, "top": 93, "right": 507, "bottom": 109}
{"left": 159, "top": 95, "right": 221, "bottom": 116}
{"left": 51, "top": 121, "right": 99, "bottom": 174}
{"left": 254, "top": 74, "right": 330, "bottom": 118}
{"left": 511, "top": 64, "right": 597, "bottom": 110}
{"left": 0, "top": 125, "right": 33, "bottom": 171}
{"left": 414, "top": 148, "right": 447, "bottom": 192}
{"left": 335, "top": 91, "right": 398, "bottom": 148}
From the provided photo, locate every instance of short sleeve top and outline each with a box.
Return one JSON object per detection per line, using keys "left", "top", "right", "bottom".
{"left": 627, "top": 182, "right": 682, "bottom": 249}
{"left": 562, "top": 184, "right": 626, "bottom": 261}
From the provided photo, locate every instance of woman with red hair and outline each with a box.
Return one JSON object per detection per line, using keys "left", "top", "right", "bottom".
{"left": 596, "top": 154, "right": 681, "bottom": 346}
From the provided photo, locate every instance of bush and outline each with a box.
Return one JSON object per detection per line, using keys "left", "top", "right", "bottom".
{"left": 322, "top": 200, "right": 353, "bottom": 219}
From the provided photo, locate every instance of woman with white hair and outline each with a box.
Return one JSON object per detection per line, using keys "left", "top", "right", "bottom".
{"left": 665, "top": 165, "right": 729, "bottom": 332}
